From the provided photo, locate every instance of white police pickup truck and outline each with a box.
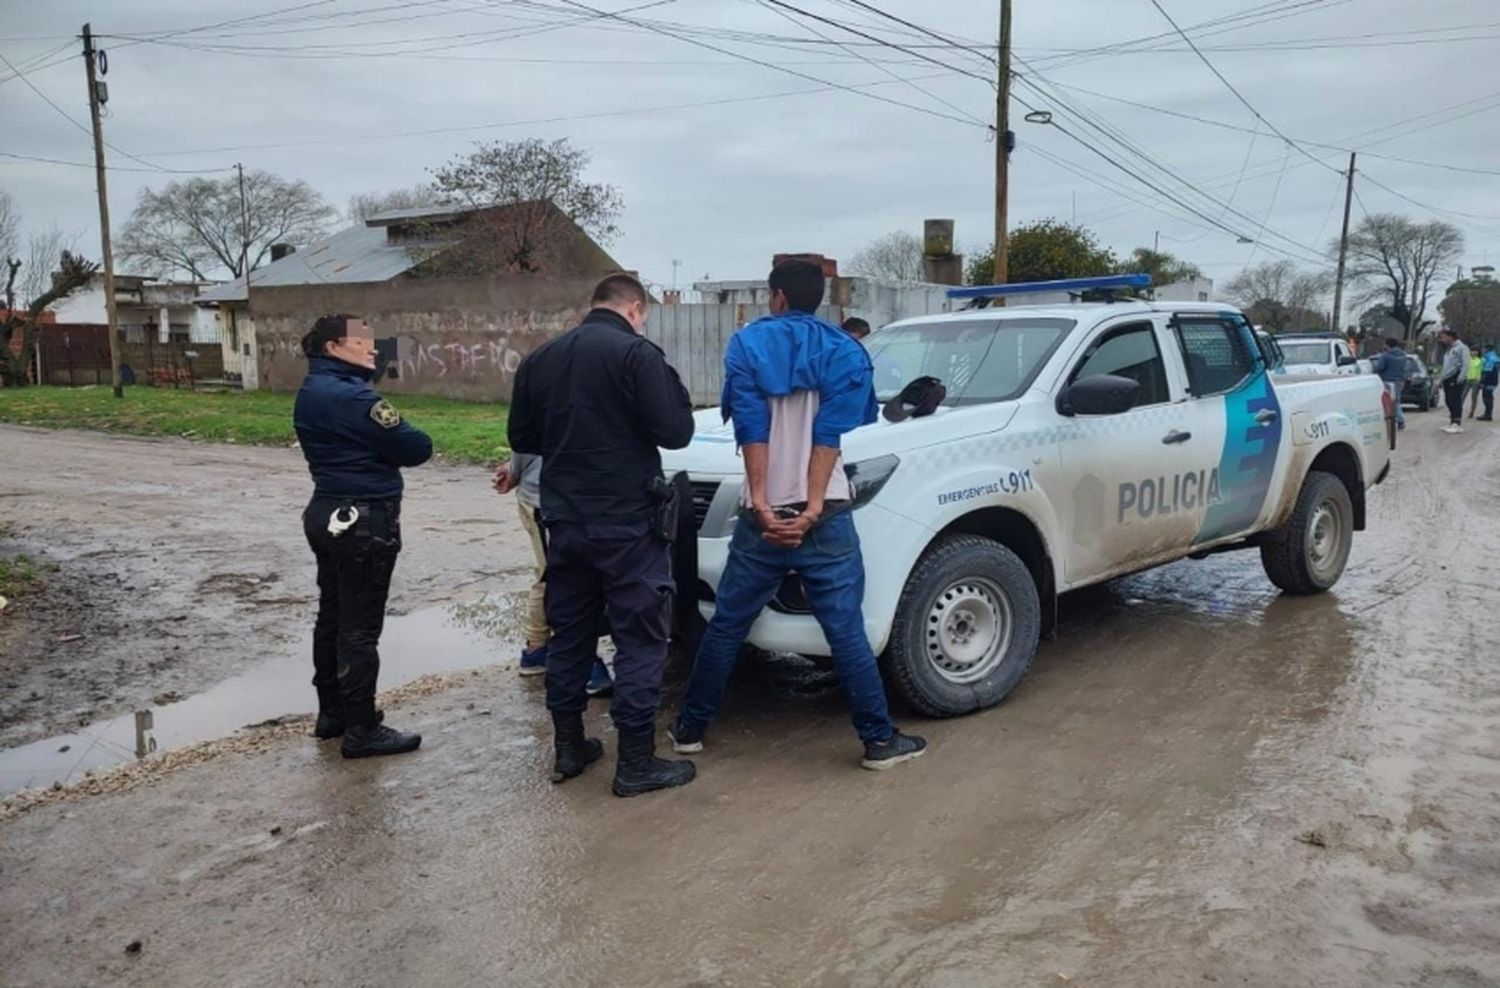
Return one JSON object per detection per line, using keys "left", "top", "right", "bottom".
{"left": 662, "top": 276, "right": 1394, "bottom": 718}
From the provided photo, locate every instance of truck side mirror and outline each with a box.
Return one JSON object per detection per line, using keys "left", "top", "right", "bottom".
{"left": 1058, "top": 374, "right": 1141, "bottom": 416}
{"left": 1337, "top": 354, "right": 1358, "bottom": 367}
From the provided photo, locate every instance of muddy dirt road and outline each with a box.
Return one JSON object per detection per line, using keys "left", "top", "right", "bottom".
{"left": 0, "top": 426, "right": 534, "bottom": 749}
{"left": 2, "top": 418, "right": 1499, "bottom": 986}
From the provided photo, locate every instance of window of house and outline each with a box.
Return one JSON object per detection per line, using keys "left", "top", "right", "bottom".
{"left": 1176, "top": 319, "right": 1256, "bottom": 396}
{"left": 1069, "top": 322, "right": 1170, "bottom": 408}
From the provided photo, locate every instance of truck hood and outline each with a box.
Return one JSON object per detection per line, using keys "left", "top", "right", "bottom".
{"left": 661, "top": 403, "right": 1020, "bottom": 476}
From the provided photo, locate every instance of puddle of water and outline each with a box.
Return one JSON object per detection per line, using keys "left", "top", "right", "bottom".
{"left": 0, "top": 592, "right": 525, "bottom": 797}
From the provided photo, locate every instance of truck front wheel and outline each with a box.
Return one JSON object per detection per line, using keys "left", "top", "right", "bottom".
{"left": 1259, "top": 470, "right": 1354, "bottom": 595}
{"left": 884, "top": 535, "right": 1041, "bottom": 718}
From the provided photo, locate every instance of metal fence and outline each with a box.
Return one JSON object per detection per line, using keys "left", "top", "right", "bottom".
{"left": 644, "top": 303, "right": 840, "bottom": 405}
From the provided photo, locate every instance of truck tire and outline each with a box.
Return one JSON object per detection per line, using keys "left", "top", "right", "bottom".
{"left": 1259, "top": 470, "right": 1353, "bottom": 595}
{"left": 884, "top": 535, "right": 1041, "bottom": 718}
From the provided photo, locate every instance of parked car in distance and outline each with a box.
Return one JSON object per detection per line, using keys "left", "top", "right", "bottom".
{"left": 1400, "top": 355, "right": 1439, "bottom": 410}
{"left": 1277, "top": 333, "right": 1363, "bottom": 376}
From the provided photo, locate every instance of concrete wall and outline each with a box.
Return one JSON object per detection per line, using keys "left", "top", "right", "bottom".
{"left": 250, "top": 274, "right": 599, "bottom": 400}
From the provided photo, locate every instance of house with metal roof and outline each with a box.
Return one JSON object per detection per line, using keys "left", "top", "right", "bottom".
{"left": 200, "top": 201, "right": 621, "bottom": 387}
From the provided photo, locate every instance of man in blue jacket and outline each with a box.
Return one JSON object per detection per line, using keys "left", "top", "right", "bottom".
{"left": 294, "top": 314, "right": 432, "bottom": 759}
{"left": 1370, "top": 338, "right": 1411, "bottom": 430}
{"left": 669, "top": 260, "right": 927, "bottom": 770}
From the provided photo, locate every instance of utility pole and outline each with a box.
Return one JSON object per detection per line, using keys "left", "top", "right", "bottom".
{"left": 82, "top": 23, "right": 123, "bottom": 399}
{"left": 1330, "top": 152, "right": 1356, "bottom": 337}
{"left": 993, "top": 0, "right": 1012, "bottom": 288}
{"left": 237, "top": 162, "right": 251, "bottom": 310}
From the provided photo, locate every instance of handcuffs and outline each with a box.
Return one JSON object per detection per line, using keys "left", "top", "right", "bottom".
{"left": 327, "top": 505, "right": 359, "bottom": 538}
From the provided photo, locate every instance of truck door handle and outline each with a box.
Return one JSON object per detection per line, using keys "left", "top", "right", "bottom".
{"left": 1255, "top": 409, "right": 1280, "bottom": 425}
{"left": 1162, "top": 429, "right": 1192, "bottom": 445}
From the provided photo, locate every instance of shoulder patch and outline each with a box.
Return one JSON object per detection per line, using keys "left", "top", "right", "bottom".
{"left": 369, "top": 399, "right": 402, "bottom": 429}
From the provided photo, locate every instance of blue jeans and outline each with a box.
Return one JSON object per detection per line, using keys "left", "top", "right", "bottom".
{"left": 678, "top": 512, "right": 895, "bottom": 744}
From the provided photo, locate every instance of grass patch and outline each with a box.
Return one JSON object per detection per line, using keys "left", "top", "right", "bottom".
{"left": 0, "top": 386, "right": 509, "bottom": 464}
{"left": 0, "top": 555, "right": 39, "bottom": 601}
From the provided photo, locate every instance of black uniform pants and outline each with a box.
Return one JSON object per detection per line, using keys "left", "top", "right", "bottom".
{"left": 303, "top": 496, "right": 402, "bottom": 727}
{"left": 544, "top": 519, "right": 673, "bottom": 735}
{"left": 1444, "top": 381, "right": 1466, "bottom": 425}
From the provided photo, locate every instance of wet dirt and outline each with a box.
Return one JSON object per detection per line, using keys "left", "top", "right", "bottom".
{"left": 2, "top": 416, "right": 1499, "bottom": 986}
{"left": 0, "top": 426, "right": 534, "bottom": 750}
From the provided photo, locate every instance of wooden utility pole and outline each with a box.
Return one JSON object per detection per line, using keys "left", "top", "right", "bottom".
{"left": 993, "top": 0, "right": 1012, "bottom": 288}
{"left": 237, "top": 162, "right": 252, "bottom": 305}
{"left": 1330, "top": 152, "right": 1356, "bottom": 337}
{"left": 82, "top": 24, "right": 123, "bottom": 399}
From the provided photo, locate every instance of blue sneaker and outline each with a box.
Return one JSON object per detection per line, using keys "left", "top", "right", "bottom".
{"left": 518, "top": 644, "right": 548, "bottom": 677}
{"left": 586, "top": 658, "right": 613, "bottom": 697}
{"left": 667, "top": 717, "right": 704, "bottom": 754}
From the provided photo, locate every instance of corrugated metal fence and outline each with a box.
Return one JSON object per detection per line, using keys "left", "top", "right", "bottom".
{"left": 644, "top": 303, "right": 840, "bottom": 405}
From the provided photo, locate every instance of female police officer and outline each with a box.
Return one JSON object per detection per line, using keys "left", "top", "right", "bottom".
{"left": 295, "top": 313, "right": 432, "bottom": 758}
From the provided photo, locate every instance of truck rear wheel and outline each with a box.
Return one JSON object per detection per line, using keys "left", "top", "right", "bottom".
{"left": 884, "top": 535, "right": 1041, "bottom": 718}
{"left": 1259, "top": 470, "right": 1353, "bottom": 595}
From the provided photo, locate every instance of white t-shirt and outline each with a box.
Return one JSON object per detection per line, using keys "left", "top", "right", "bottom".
{"left": 743, "top": 389, "right": 851, "bottom": 509}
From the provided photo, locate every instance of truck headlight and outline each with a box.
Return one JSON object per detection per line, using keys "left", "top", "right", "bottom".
{"left": 846, "top": 454, "right": 899, "bottom": 509}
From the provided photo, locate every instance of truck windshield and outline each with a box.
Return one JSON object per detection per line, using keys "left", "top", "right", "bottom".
{"left": 1281, "top": 342, "right": 1330, "bottom": 366}
{"left": 867, "top": 316, "right": 1075, "bottom": 405}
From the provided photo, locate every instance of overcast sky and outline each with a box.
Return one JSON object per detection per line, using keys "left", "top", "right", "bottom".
{"left": 3, "top": 0, "right": 1497, "bottom": 296}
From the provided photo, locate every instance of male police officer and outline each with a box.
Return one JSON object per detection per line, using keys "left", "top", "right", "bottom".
{"left": 295, "top": 314, "right": 432, "bottom": 758}
{"left": 508, "top": 274, "right": 697, "bottom": 796}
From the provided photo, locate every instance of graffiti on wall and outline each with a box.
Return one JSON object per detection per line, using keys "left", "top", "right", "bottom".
{"left": 394, "top": 338, "right": 527, "bottom": 382}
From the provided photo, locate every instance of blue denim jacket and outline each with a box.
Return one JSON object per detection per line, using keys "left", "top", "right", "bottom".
{"left": 720, "top": 311, "right": 878, "bottom": 449}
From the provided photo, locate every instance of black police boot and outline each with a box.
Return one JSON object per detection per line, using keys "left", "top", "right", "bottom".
{"left": 551, "top": 716, "right": 604, "bottom": 784}
{"left": 340, "top": 719, "right": 421, "bottom": 759}
{"left": 611, "top": 728, "right": 696, "bottom": 798}
{"left": 314, "top": 707, "right": 384, "bottom": 740}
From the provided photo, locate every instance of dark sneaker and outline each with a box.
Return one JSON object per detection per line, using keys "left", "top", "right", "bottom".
{"left": 586, "top": 658, "right": 614, "bottom": 698}
{"left": 313, "top": 708, "right": 383, "bottom": 740}
{"left": 861, "top": 731, "right": 927, "bottom": 771}
{"left": 341, "top": 723, "right": 422, "bottom": 759}
{"left": 612, "top": 730, "right": 696, "bottom": 797}
{"left": 667, "top": 718, "right": 704, "bottom": 754}
{"left": 552, "top": 737, "right": 604, "bottom": 784}
{"left": 518, "top": 644, "right": 548, "bottom": 677}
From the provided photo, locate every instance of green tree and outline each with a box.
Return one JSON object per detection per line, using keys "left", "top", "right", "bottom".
{"left": 1438, "top": 278, "right": 1500, "bottom": 344}
{"left": 1118, "top": 246, "right": 1202, "bottom": 287}
{"left": 966, "top": 219, "right": 1116, "bottom": 285}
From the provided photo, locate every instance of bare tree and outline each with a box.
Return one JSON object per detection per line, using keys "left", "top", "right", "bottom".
{"left": 848, "top": 230, "right": 925, "bottom": 282}
{"left": 1, "top": 250, "right": 96, "bottom": 386}
{"left": 1336, "top": 213, "right": 1464, "bottom": 341}
{"left": 423, "top": 138, "right": 622, "bottom": 275}
{"left": 19, "top": 225, "right": 74, "bottom": 307}
{"left": 1225, "top": 260, "right": 1332, "bottom": 332}
{"left": 347, "top": 184, "right": 441, "bottom": 223}
{"left": 117, "top": 170, "right": 336, "bottom": 280}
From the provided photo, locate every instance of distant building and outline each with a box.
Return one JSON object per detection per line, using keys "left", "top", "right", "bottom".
{"left": 198, "top": 201, "right": 621, "bottom": 389}
{"left": 693, "top": 254, "right": 957, "bottom": 331}
{"left": 48, "top": 272, "right": 222, "bottom": 345}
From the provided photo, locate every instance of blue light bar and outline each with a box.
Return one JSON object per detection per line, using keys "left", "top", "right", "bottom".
{"left": 946, "top": 273, "right": 1153, "bottom": 300}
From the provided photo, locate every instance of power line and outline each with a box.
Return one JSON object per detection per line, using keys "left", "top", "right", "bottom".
{"left": 543, "top": 0, "right": 987, "bottom": 129}
{"left": 752, "top": 0, "right": 987, "bottom": 126}
{"left": 1145, "top": 0, "right": 1341, "bottom": 176}
{"left": 1044, "top": 80, "right": 1500, "bottom": 177}
{"left": 0, "top": 149, "right": 230, "bottom": 174}
{"left": 0, "top": 46, "right": 212, "bottom": 175}
{"left": 117, "top": 70, "right": 964, "bottom": 159}
{"left": 829, "top": 0, "right": 1328, "bottom": 260}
